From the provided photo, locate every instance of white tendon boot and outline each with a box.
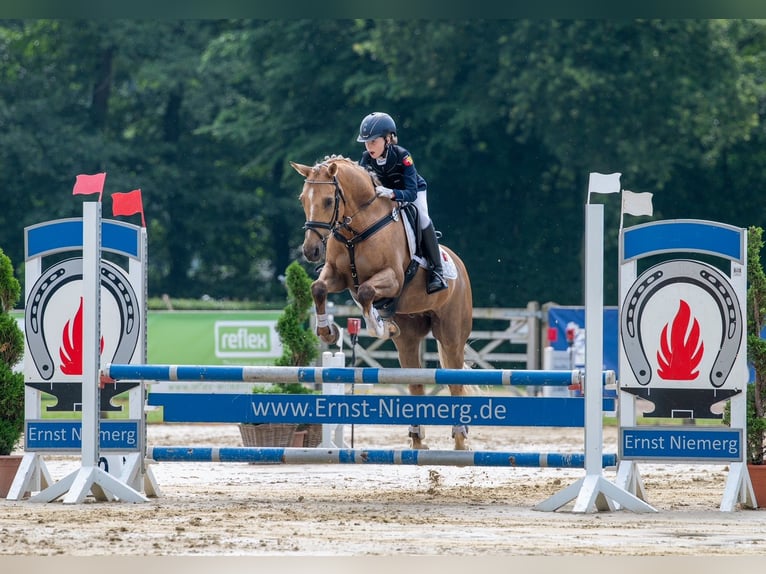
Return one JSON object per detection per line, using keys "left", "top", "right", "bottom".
{"left": 364, "top": 305, "right": 387, "bottom": 338}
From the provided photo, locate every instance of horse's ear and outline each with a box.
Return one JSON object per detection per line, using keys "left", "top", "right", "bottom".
{"left": 290, "top": 161, "right": 312, "bottom": 178}
{"left": 327, "top": 162, "right": 339, "bottom": 177}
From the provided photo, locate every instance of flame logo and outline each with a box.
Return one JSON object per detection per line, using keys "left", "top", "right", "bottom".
{"left": 59, "top": 297, "right": 104, "bottom": 375}
{"left": 656, "top": 299, "right": 704, "bottom": 380}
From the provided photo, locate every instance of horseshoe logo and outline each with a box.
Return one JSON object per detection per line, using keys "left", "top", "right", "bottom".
{"left": 621, "top": 259, "right": 741, "bottom": 388}
{"left": 25, "top": 258, "right": 140, "bottom": 381}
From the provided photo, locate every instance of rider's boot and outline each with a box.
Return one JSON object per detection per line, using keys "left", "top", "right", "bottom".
{"left": 421, "top": 224, "right": 448, "bottom": 294}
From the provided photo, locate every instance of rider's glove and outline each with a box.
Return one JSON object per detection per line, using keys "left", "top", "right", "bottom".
{"left": 375, "top": 186, "right": 395, "bottom": 199}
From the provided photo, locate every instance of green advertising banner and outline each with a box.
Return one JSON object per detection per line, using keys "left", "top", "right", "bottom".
{"left": 14, "top": 310, "right": 285, "bottom": 367}
{"left": 147, "top": 311, "right": 283, "bottom": 366}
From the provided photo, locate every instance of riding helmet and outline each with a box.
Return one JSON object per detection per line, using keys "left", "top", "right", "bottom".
{"left": 357, "top": 112, "right": 397, "bottom": 142}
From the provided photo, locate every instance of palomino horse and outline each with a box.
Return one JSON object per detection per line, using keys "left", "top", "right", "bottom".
{"left": 290, "top": 156, "right": 473, "bottom": 449}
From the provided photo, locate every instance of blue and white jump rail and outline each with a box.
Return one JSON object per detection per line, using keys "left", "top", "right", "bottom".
{"left": 103, "top": 363, "right": 617, "bottom": 429}
{"left": 147, "top": 446, "right": 617, "bottom": 469}
{"left": 104, "top": 363, "right": 611, "bottom": 387}
{"left": 111, "top": 361, "right": 620, "bottom": 473}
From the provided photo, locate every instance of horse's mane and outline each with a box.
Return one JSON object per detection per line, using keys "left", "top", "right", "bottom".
{"left": 316, "top": 154, "right": 356, "bottom": 168}
{"left": 314, "top": 154, "right": 380, "bottom": 187}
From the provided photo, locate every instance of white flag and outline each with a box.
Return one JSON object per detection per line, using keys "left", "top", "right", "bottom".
{"left": 588, "top": 172, "right": 621, "bottom": 194}
{"left": 622, "top": 190, "right": 654, "bottom": 217}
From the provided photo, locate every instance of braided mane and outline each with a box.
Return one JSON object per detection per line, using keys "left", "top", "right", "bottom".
{"left": 315, "top": 154, "right": 380, "bottom": 186}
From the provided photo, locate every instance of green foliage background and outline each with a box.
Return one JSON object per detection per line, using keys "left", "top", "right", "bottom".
{"left": 0, "top": 248, "right": 24, "bottom": 454}
{"left": 746, "top": 226, "right": 766, "bottom": 463}
{"left": 1, "top": 20, "right": 765, "bottom": 308}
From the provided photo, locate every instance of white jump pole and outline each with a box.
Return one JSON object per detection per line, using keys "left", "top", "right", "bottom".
{"left": 319, "top": 350, "right": 349, "bottom": 448}
{"left": 30, "top": 202, "right": 147, "bottom": 504}
{"left": 534, "top": 203, "right": 656, "bottom": 513}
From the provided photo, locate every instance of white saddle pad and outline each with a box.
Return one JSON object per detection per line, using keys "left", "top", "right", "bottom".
{"left": 402, "top": 213, "right": 458, "bottom": 280}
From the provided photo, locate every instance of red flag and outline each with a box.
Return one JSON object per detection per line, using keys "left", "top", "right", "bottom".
{"left": 111, "top": 189, "right": 146, "bottom": 227}
{"left": 72, "top": 173, "right": 106, "bottom": 200}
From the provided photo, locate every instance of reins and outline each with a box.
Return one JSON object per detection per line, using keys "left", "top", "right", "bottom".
{"left": 332, "top": 210, "right": 398, "bottom": 290}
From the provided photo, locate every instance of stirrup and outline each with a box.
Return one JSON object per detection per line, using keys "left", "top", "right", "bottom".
{"left": 426, "top": 272, "right": 448, "bottom": 294}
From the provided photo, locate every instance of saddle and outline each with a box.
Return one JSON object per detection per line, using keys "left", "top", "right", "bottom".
{"left": 401, "top": 204, "right": 423, "bottom": 248}
{"left": 374, "top": 204, "right": 422, "bottom": 319}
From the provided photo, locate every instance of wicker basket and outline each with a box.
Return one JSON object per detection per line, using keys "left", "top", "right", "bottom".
{"left": 303, "top": 424, "right": 322, "bottom": 448}
{"left": 239, "top": 423, "right": 297, "bottom": 447}
{"left": 239, "top": 423, "right": 323, "bottom": 448}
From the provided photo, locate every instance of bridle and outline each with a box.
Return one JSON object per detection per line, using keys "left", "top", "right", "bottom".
{"left": 302, "top": 175, "right": 345, "bottom": 245}
{"left": 302, "top": 170, "right": 383, "bottom": 240}
{"left": 301, "top": 168, "right": 398, "bottom": 290}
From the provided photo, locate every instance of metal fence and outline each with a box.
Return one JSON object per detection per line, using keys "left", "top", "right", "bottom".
{"left": 324, "top": 301, "right": 542, "bottom": 371}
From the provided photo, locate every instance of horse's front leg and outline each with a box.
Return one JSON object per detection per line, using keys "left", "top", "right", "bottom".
{"left": 311, "top": 266, "right": 346, "bottom": 345}
{"left": 356, "top": 268, "right": 400, "bottom": 338}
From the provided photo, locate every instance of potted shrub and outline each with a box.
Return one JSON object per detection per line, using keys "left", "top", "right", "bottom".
{"left": 0, "top": 247, "right": 25, "bottom": 497}
{"left": 724, "top": 226, "right": 766, "bottom": 503}
{"left": 745, "top": 226, "right": 766, "bottom": 468}
{"left": 239, "top": 261, "right": 321, "bottom": 448}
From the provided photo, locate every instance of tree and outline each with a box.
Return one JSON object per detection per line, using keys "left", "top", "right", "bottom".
{"left": 275, "top": 260, "right": 319, "bottom": 369}
{"left": 0, "top": 247, "right": 24, "bottom": 455}
{"left": 354, "top": 20, "right": 766, "bottom": 305}
{"left": 0, "top": 20, "right": 765, "bottom": 309}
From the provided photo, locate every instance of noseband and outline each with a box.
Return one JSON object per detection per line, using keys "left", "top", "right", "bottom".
{"left": 302, "top": 175, "right": 345, "bottom": 243}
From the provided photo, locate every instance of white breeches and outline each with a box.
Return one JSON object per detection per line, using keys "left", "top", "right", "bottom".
{"left": 413, "top": 190, "right": 431, "bottom": 229}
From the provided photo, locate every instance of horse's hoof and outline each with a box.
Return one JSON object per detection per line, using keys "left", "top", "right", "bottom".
{"left": 365, "top": 318, "right": 386, "bottom": 338}
{"left": 387, "top": 321, "right": 400, "bottom": 338}
{"left": 328, "top": 324, "right": 341, "bottom": 344}
{"left": 454, "top": 441, "right": 471, "bottom": 466}
{"left": 453, "top": 435, "right": 471, "bottom": 451}
{"left": 452, "top": 425, "right": 470, "bottom": 451}
{"left": 410, "top": 439, "right": 430, "bottom": 450}
{"left": 318, "top": 324, "right": 340, "bottom": 345}
{"left": 408, "top": 425, "right": 427, "bottom": 449}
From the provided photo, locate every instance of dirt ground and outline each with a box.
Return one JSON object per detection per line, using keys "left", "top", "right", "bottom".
{"left": 2, "top": 422, "right": 766, "bottom": 558}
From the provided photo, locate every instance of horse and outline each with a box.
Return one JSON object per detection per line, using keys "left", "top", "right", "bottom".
{"left": 290, "top": 156, "right": 474, "bottom": 450}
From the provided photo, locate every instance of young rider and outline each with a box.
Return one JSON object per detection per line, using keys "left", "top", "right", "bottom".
{"left": 356, "top": 112, "right": 448, "bottom": 294}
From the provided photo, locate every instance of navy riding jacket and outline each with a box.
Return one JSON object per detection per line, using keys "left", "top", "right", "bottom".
{"left": 359, "top": 144, "right": 427, "bottom": 203}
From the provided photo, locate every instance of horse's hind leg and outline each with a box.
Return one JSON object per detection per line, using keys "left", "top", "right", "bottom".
{"left": 433, "top": 322, "right": 472, "bottom": 451}
{"left": 407, "top": 383, "right": 428, "bottom": 450}
{"left": 392, "top": 315, "right": 431, "bottom": 450}
{"left": 446, "top": 369, "right": 470, "bottom": 450}
{"left": 449, "top": 382, "right": 469, "bottom": 451}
